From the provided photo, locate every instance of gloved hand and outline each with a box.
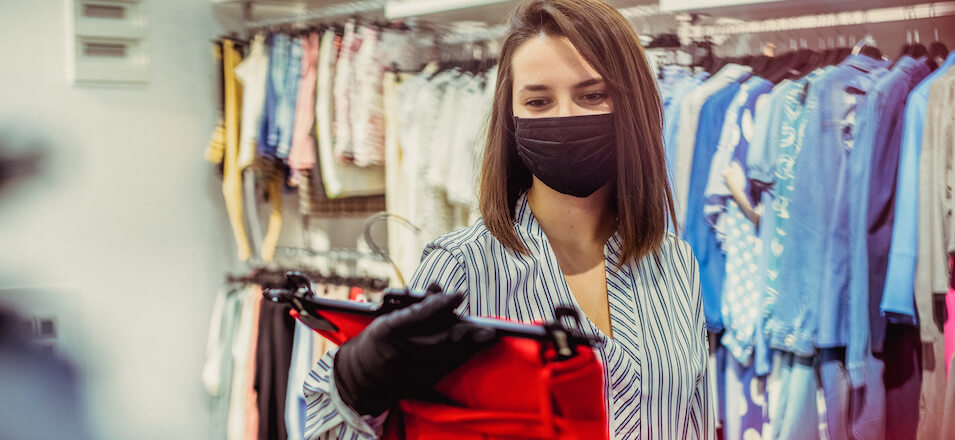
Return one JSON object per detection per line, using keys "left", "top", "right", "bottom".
{"left": 333, "top": 290, "right": 498, "bottom": 416}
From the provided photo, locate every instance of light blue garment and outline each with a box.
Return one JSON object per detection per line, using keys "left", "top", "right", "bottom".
{"left": 769, "top": 55, "right": 890, "bottom": 355}
{"left": 816, "top": 55, "right": 891, "bottom": 351}
{"left": 659, "top": 65, "right": 692, "bottom": 110}
{"left": 664, "top": 72, "right": 709, "bottom": 189}
{"left": 720, "top": 202, "right": 763, "bottom": 365}
{"left": 703, "top": 76, "right": 773, "bottom": 232}
{"left": 285, "top": 320, "right": 313, "bottom": 440}
{"left": 845, "top": 55, "right": 929, "bottom": 385}
{"left": 773, "top": 353, "right": 821, "bottom": 440}
{"left": 819, "top": 349, "right": 850, "bottom": 440}
{"left": 264, "top": 34, "right": 290, "bottom": 152}
{"left": 753, "top": 189, "right": 777, "bottom": 377}
{"left": 881, "top": 51, "right": 955, "bottom": 323}
{"left": 276, "top": 36, "right": 303, "bottom": 159}
{"left": 686, "top": 81, "right": 748, "bottom": 332}
{"left": 866, "top": 58, "right": 933, "bottom": 343}
{"left": 763, "top": 69, "right": 830, "bottom": 356}
{"left": 746, "top": 79, "right": 793, "bottom": 184}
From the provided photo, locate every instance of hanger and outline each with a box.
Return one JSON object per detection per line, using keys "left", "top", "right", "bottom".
{"left": 362, "top": 212, "right": 422, "bottom": 287}
{"left": 927, "top": 5, "right": 949, "bottom": 68}
{"left": 851, "top": 21, "right": 882, "bottom": 60}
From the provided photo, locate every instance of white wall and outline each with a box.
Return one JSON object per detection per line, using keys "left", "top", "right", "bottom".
{"left": 0, "top": 0, "right": 232, "bottom": 438}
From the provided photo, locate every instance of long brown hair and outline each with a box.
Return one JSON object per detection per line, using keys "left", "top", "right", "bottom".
{"left": 479, "top": 0, "right": 677, "bottom": 264}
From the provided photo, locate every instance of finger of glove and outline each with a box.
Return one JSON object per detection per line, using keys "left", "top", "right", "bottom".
{"left": 388, "top": 291, "right": 465, "bottom": 333}
{"left": 397, "top": 324, "right": 500, "bottom": 391}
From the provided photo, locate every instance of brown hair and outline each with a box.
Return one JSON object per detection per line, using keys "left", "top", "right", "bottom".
{"left": 479, "top": 0, "right": 677, "bottom": 264}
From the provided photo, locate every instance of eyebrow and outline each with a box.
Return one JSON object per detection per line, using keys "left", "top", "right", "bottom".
{"left": 518, "top": 77, "right": 604, "bottom": 93}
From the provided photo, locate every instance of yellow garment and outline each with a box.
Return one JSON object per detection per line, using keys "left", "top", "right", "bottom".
{"left": 260, "top": 175, "right": 283, "bottom": 263}
{"left": 222, "top": 39, "right": 252, "bottom": 261}
{"left": 206, "top": 118, "right": 225, "bottom": 164}
{"left": 205, "top": 43, "right": 225, "bottom": 164}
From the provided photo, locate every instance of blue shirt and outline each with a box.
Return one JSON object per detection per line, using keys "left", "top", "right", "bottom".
{"left": 764, "top": 68, "right": 831, "bottom": 355}
{"left": 703, "top": 76, "right": 774, "bottom": 233}
{"left": 846, "top": 56, "right": 931, "bottom": 385}
{"left": 745, "top": 80, "right": 793, "bottom": 185}
{"left": 816, "top": 56, "right": 891, "bottom": 352}
{"left": 258, "top": 33, "right": 285, "bottom": 157}
{"left": 684, "top": 80, "right": 747, "bottom": 332}
{"left": 303, "top": 193, "right": 715, "bottom": 440}
{"left": 881, "top": 51, "right": 955, "bottom": 323}
{"left": 276, "top": 36, "right": 303, "bottom": 159}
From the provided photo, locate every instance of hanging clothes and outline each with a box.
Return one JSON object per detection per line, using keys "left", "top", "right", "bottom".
{"left": 316, "top": 28, "right": 386, "bottom": 199}
{"left": 350, "top": 25, "right": 386, "bottom": 167}
{"left": 882, "top": 52, "right": 955, "bottom": 327}
{"left": 227, "top": 287, "right": 262, "bottom": 440}
{"left": 220, "top": 38, "right": 253, "bottom": 262}
{"left": 287, "top": 32, "right": 320, "bottom": 181}
{"left": 203, "top": 286, "right": 245, "bottom": 440}
{"left": 236, "top": 34, "right": 270, "bottom": 170}
{"left": 914, "top": 55, "right": 955, "bottom": 440}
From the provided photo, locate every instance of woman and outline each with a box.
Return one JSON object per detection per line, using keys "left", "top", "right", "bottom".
{"left": 304, "top": 0, "right": 713, "bottom": 438}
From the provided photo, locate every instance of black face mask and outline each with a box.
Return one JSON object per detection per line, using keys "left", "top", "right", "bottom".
{"left": 513, "top": 113, "right": 616, "bottom": 198}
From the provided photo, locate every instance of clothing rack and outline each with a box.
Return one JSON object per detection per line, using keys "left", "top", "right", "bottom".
{"left": 687, "top": 1, "right": 955, "bottom": 38}
{"left": 275, "top": 246, "right": 388, "bottom": 262}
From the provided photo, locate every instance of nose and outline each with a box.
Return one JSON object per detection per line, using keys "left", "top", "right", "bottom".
{"left": 554, "top": 99, "right": 588, "bottom": 118}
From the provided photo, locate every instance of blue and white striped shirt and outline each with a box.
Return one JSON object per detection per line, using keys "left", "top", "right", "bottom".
{"left": 305, "top": 193, "right": 714, "bottom": 439}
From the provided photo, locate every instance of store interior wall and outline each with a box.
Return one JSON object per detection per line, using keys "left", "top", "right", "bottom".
{"left": 1, "top": 0, "right": 231, "bottom": 438}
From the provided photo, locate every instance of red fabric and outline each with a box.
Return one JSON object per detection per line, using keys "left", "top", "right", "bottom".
{"left": 384, "top": 336, "right": 608, "bottom": 440}
{"left": 298, "top": 304, "right": 608, "bottom": 439}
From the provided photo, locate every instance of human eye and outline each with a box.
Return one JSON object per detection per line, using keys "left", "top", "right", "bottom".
{"left": 524, "top": 98, "right": 552, "bottom": 108}
{"left": 580, "top": 91, "right": 607, "bottom": 104}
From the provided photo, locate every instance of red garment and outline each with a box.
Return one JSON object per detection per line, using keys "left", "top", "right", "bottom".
{"left": 384, "top": 336, "right": 608, "bottom": 440}
{"left": 290, "top": 302, "right": 609, "bottom": 439}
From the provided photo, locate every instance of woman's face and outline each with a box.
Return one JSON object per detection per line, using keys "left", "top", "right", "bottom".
{"left": 511, "top": 33, "right": 613, "bottom": 119}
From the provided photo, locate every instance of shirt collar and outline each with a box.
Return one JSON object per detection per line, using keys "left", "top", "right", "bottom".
{"left": 840, "top": 53, "right": 891, "bottom": 73}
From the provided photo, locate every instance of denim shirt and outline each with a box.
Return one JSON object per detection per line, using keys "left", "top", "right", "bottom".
{"left": 769, "top": 55, "right": 890, "bottom": 356}
{"left": 882, "top": 52, "right": 955, "bottom": 333}
{"left": 845, "top": 56, "right": 931, "bottom": 385}
{"left": 745, "top": 79, "right": 793, "bottom": 185}
{"left": 763, "top": 67, "right": 832, "bottom": 355}
{"left": 817, "top": 56, "right": 891, "bottom": 351}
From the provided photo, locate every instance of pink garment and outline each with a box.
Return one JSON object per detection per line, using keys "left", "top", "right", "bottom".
{"left": 287, "top": 32, "right": 320, "bottom": 182}
{"left": 244, "top": 294, "right": 262, "bottom": 440}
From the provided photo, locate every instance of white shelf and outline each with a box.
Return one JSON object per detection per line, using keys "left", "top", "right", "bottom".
{"left": 213, "top": 0, "right": 656, "bottom": 28}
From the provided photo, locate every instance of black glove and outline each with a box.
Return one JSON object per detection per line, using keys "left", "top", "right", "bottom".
{"left": 333, "top": 291, "right": 497, "bottom": 416}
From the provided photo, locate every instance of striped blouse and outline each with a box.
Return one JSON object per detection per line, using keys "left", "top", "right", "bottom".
{"left": 305, "top": 193, "right": 714, "bottom": 439}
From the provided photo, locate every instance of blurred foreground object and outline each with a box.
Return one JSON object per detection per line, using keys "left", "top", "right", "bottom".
{"left": 0, "top": 306, "right": 93, "bottom": 440}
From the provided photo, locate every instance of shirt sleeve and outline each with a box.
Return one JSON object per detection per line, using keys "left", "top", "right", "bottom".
{"left": 678, "top": 237, "right": 716, "bottom": 439}
{"left": 303, "top": 348, "right": 387, "bottom": 440}
{"left": 407, "top": 243, "right": 469, "bottom": 311}
{"left": 302, "top": 243, "right": 468, "bottom": 439}
{"left": 688, "top": 330, "right": 716, "bottom": 440}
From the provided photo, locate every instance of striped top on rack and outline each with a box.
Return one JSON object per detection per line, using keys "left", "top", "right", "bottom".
{"left": 304, "top": 192, "right": 714, "bottom": 440}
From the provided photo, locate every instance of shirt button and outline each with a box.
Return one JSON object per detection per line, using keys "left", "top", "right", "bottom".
{"left": 784, "top": 335, "right": 795, "bottom": 346}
